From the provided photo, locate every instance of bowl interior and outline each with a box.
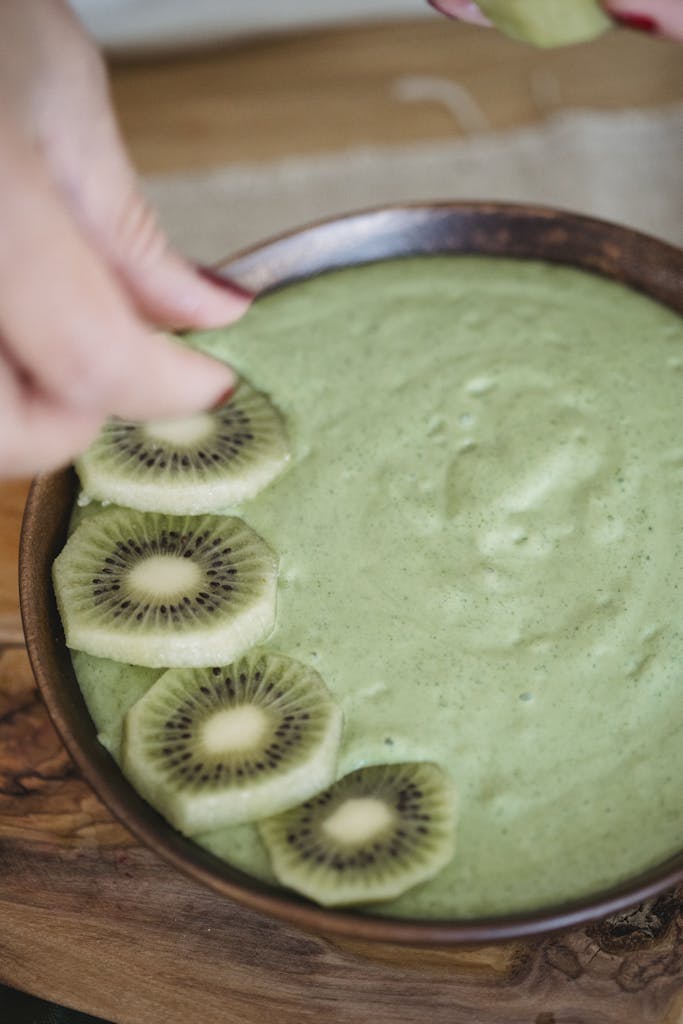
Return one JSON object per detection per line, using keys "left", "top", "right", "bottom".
{"left": 20, "top": 203, "right": 683, "bottom": 944}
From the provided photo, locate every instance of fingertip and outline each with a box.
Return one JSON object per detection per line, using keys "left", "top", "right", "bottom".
{"left": 206, "top": 365, "right": 239, "bottom": 411}
{"left": 209, "top": 382, "right": 239, "bottom": 412}
{"left": 175, "top": 268, "right": 253, "bottom": 329}
{"left": 427, "top": 0, "right": 492, "bottom": 26}
{"left": 117, "top": 243, "right": 253, "bottom": 331}
{"left": 197, "top": 266, "right": 256, "bottom": 303}
{"left": 604, "top": 0, "right": 683, "bottom": 39}
{"left": 151, "top": 333, "right": 239, "bottom": 416}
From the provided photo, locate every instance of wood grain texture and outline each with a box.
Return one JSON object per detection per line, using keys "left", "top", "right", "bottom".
{"left": 0, "top": 480, "right": 29, "bottom": 637}
{"left": 110, "top": 20, "right": 683, "bottom": 174}
{"left": 1, "top": 640, "right": 682, "bottom": 1023}
{"left": 2, "top": 17, "right": 683, "bottom": 1021}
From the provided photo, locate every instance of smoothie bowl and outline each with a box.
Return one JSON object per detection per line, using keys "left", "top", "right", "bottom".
{"left": 19, "top": 203, "right": 683, "bottom": 943}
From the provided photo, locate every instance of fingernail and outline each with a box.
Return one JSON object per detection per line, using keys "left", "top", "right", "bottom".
{"left": 611, "top": 12, "right": 658, "bottom": 33}
{"left": 197, "top": 266, "right": 256, "bottom": 302}
{"left": 427, "top": 0, "right": 451, "bottom": 13}
{"left": 210, "top": 384, "right": 237, "bottom": 411}
{"left": 176, "top": 267, "right": 254, "bottom": 329}
{"left": 426, "top": 0, "right": 491, "bottom": 24}
{"left": 209, "top": 365, "right": 239, "bottom": 410}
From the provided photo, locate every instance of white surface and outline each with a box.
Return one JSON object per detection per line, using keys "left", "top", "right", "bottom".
{"left": 69, "top": 0, "right": 433, "bottom": 52}
{"left": 144, "top": 104, "right": 683, "bottom": 263}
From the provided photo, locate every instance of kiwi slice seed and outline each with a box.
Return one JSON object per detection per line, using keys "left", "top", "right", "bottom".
{"left": 75, "top": 382, "right": 290, "bottom": 514}
{"left": 53, "top": 507, "right": 277, "bottom": 668}
{"left": 121, "top": 651, "right": 343, "bottom": 834}
{"left": 259, "top": 762, "right": 456, "bottom": 907}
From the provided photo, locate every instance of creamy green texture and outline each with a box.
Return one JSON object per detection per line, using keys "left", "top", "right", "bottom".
{"left": 73, "top": 257, "right": 683, "bottom": 918}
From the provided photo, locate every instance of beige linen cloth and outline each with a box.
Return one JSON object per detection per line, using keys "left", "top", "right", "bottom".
{"left": 145, "top": 103, "right": 683, "bottom": 263}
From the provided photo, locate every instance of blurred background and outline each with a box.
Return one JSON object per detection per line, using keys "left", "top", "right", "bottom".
{"left": 69, "top": 0, "right": 682, "bottom": 264}
{"left": 70, "top": 0, "right": 431, "bottom": 52}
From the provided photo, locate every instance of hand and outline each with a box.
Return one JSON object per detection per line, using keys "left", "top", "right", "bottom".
{"left": 429, "top": 0, "right": 683, "bottom": 40}
{"left": 0, "top": 0, "right": 250, "bottom": 478}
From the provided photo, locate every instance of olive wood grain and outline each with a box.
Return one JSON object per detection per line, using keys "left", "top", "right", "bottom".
{"left": 0, "top": 480, "right": 29, "bottom": 643}
{"left": 1, "top": 644, "right": 682, "bottom": 1023}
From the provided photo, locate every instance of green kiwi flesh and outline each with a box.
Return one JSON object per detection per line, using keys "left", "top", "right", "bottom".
{"left": 53, "top": 507, "right": 277, "bottom": 668}
{"left": 259, "top": 762, "right": 456, "bottom": 906}
{"left": 75, "top": 382, "right": 290, "bottom": 514}
{"left": 121, "top": 651, "right": 343, "bottom": 834}
{"left": 477, "top": 0, "right": 611, "bottom": 46}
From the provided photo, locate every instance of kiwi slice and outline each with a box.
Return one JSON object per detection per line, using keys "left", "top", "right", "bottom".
{"left": 259, "top": 762, "right": 456, "bottom": 907}
{"left": 477, "top": 0, "right": 610, "bottom": 47}
{"left": 53, "top": 507, "right": 277, "bottom": 668}
{"left": 75, "top": 382, "right": 290, "bottom": 514}
{"left": 121, "top": 652, "right": 343, "bottom": 835}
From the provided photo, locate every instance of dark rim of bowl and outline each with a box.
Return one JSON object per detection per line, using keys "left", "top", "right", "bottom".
{"left": 19, "top": 202, "right": 683, "bottom": 945}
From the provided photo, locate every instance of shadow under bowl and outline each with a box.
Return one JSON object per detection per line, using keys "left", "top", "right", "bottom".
{"left": 19, "top": 202, "right": 683, "bottom": 945}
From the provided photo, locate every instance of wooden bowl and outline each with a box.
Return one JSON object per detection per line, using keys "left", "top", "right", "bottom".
{"left": 19, "top": 202, "right": 683, "bottom": 945}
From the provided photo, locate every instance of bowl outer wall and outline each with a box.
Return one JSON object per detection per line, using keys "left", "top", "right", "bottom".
{"left": 19, "top": 202, "right": 683, "bottom": 945}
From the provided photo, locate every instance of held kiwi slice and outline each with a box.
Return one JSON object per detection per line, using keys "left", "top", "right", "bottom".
{"left": 53, "top": 507, "right": 277, "bottom": 668}
{"left": 477, "top": 0, "right": 610, "bottom": 47}
{"left": 121, "top": 652, "right": 343, "bottom": 835}
{"left": 75, "top": 382, "right": 290, "bottom": 514}
{"left": 259, "top": 762, "right": 456, "bottom": 907}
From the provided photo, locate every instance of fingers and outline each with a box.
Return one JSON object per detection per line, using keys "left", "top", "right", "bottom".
{"left": 16, "top": 5, "right": 252, "bottom": 333}
{"left": 606, "top": 0, "right": 683, "bottom": 39}
{"left": 0, "top": 353, "right": 102, "bottom": 477}
{"left": 427, "top": 1, "right": 492, "bottom": 25}
{"left": 0, "top": 1, "right": 247, "bottom": 478}
{"left": 0, "top": 106, "right": 237, "bottom": 423}
{"left": 95, "top": 179, "right": 253, "bottom": 330}
{"left": 0, "top": 0, "right": 251, "bottom": 332}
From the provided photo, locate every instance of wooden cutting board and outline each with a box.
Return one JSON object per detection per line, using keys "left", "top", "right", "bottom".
{"left": 1, "top": 483, "right": 683, "bottom": 1024}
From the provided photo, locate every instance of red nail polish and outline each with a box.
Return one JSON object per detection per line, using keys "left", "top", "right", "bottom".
{"left": 426, "top": 0, "right": 451, "bottom": 14}
{"left": 197, "top": 265, "right": 255, "bottom": 301}
{"left": 426, "top": 0, "right": 467, "bottom": 19}
{"left": 210, "top": 385, "right": 236, "bottom": 411}
{"left": 612, "top": 12, "right": 658, "bottom": 33}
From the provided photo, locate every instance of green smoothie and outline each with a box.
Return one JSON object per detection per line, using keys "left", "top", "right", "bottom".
{"left": 72, "top": 256, "right": 683, "bottom": 918}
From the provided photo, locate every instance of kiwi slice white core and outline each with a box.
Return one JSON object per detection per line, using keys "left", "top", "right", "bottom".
{"left": 259, "top": 761, "right": 456, "bottom": 907}
{"left": 200, "top": 704, "right": 268, "bottom": 754}
{"left": 322, "top": 798, "right": 395, "bottom": 845}
{"left": 53, "top": 508, "right": 278, "bottom": 668}
{"left": 142, "top": 413, "right": 216, "bottom": 447}
{"left": 121, "top": 651, "right": 343, "bottom": 834}
{"left": 127, "top": 554, "right": 202, "bottom": 596}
